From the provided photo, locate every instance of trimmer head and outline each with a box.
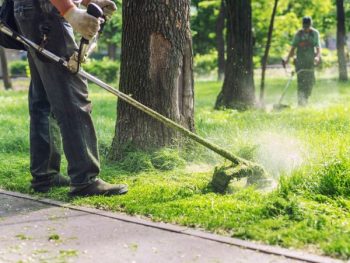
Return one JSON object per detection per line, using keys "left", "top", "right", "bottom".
{"left": 211, "top": 163, "right": 273, "bottom": 193}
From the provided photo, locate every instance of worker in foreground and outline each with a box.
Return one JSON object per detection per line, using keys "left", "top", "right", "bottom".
{"left": 284, "top": 16, "right": 321, "bottom": 106}
{"left": 13, "top": 0, "right": 127, "bottom": 196}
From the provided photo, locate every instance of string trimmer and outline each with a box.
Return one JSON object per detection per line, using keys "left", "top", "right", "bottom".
{"left": 273, "top": 59, "right": 315, "bottom": 111}
{"left": 0, "top": 4, "right": 272, "bottom": 193}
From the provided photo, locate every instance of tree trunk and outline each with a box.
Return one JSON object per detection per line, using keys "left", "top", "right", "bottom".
{"left": 107, "top": 43, "right": 117, "bottom": 60}
{"left": 0, "top": 47, "right": 12, "bottom": 90}
{"left": 336, "top": 0, "right": 348, "bottom": 81}
{"left": 215, "top": 0, "right": 255, "bottom": 110}
{"left": 216, "top": 0, "right": 226, "bottom": 81}
{"left": 109, "top": 0, "right": 195, "bottom": 159}
{"left": 260, "top": 0, "right": 279, "bottom": 103}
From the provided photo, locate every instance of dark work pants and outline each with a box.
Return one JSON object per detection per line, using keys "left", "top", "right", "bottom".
{"left": 14, "top": 0, "right": 100, "bottom": 186}
{"left": 295, "top": 60, "right": 315, "bottom": 106}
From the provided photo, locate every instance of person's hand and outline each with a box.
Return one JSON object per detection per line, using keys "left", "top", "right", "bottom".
{"left": 64, "top": 6, "right": 100, "bottom": 40}
{"left": 90, "top": 0, "right": 117, "bottom": 18}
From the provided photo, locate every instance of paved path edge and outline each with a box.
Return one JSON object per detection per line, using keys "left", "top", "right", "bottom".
{"left": 0, "top": 189, "right": 342, "bottom": 263}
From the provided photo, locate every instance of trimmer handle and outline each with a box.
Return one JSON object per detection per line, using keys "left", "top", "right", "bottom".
{"left": 81, "top": 3, "right": 104, "bottom": 44}
{"left": 87, "top": 3, "right": 103, "bottom": 18}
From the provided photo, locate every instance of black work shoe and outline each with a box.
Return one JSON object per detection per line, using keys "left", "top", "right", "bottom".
{"left": 69, "top": 179, "right": 128, "bottom": 197}
{"left": 31, "top": 174, "right": 71, "bottom": 193}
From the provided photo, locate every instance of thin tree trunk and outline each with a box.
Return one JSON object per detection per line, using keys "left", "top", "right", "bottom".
{"left": 107, "top": 43, "right": 117, "bottom": 60}
{"left": 336, "top": 0, "right": 348, "bottom": 81}
{"left": 215, "top": 0, "right": 255, "bottom": 110}
{"left": 0, "top": 47, "right": 12, "bottom": 90}
{"left": 260, "top": 0, "right": 279, "bottom": 103}
{"left": 109, "top": 0, "right": 195, "bottom": 159}
{"left": 216, "top": 0, "right": 226, "bottom": 81}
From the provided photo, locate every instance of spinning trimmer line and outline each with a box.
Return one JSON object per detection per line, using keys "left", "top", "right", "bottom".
{"left": 0, "top": 3, "right": 272, "bottom": 193}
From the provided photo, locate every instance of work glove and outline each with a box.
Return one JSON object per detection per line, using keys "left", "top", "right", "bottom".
{"left": 90, "top": 0, "right": 117, "bottom": 18}
{"left": 64, "top": 6, "right": 100, "bottom": 40}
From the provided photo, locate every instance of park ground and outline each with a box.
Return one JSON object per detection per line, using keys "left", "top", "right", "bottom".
{"left": 0, "top": 68, "right": 350, "bottom": 260}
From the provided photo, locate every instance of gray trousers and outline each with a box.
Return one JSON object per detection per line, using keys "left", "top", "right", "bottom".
{"left": 13, "top": 0, "right": 100, "bottom": 186}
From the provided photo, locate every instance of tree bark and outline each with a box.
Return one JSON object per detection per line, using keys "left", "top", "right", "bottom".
{"left": 336, "top": 0, "right": 348, "bottom": 81}
{"left": 260, "top": 0, "right": 279, "bottom": 103}
{"left": 107, "top": 43, "right": 117, "bottom": 61}
{"left": 216, "top": 0, "right": 226, "bottom": 81}
{"left": 109, "top": 0, "right": 195, "bottom": 159}
{"left": 215, "top": 0, "right": 255, "bottom": 110}
{"left": 0, "top": 47, "right": 12, "bottom": 90}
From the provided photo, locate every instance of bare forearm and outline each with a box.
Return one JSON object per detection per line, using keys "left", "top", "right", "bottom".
{"left": 50, "top": 0, "right": 92, "bottom": 16}
{"left": 50, "top": 0, "right": 74, "bottom": 15}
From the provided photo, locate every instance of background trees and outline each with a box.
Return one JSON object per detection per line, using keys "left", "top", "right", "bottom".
{"left": 215, "top": 0, "right": 255, "bottom": 110}
{"left": 259, "top": 0, "right": 279, "bottom": 103}
{"left": 336, "top": 0, "right": 348, "bottom": 81}
{"left": 216, "top": 0, "right": 226, "bottom": 81}
{"left": 93, "top": 0, "right": 343, "bottom": 88}
{"left": 109, "top": 0, "right": 195, "bottom": 158}
{"left": 103, "top": 0, "right": 347, "bottom": 154}
{"left": 191, "top": 0, "right": 335, "bottom": 68}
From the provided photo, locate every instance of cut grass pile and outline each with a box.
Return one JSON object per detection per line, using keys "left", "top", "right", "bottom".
{"left": 0, "top": 73, "right": 350, "bottom": 259}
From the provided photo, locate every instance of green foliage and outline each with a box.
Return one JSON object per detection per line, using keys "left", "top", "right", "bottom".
{"left": 100, "top": 12, "right": 121, "bottom": 46}
{"left": 194, "top": 50, "right": 218, "bottom": 75}
{"left": 278, "top": 156, "right": 350, "bottom": 199}
{"left": 191, "top": 0, "right": 335, "bottom": 68}
{"left": 9, "top": 60, "right": 29, "bottom": 77}
{"left": 95, "top": 0, "right": 122, "bottom": 58}
{"left": 118, "top": 148, "right": 185, "bottom": 173}
{"left": 119, "top": 150, "right": 154, "bottom": 173}
{"left": 262, "top": 196, "right": 304, "bottom": 221}
{"left": 83, "top": 58, "right": 120, "bottom": 83}
{"left": 115, "top": 147, "right": 186, "bottom": 173}
{"left": 322, "top": 236, "right": 350, "bottom": 260}
{"left": 58, "top": 250, "right": 78, "bottom": 258}
{"left": 16, "top": 234, "right": 31, "bottom": 240}
{"left": 236, "top": 145, "right": 258, "bottom": 161}
{"left": 317, "top": 159, "right": 350, "bottom": 197}
{"left": 191, "top": 0, "right": 220, "bottom": 55}
{"left": 320, "top": 49, "right": 338, "bottom": 68}
{"left": 48, "top": 234, "right": 60, "bottom": 241}
{"left": 151, "top": 148, "right": 186, "bottom": 171}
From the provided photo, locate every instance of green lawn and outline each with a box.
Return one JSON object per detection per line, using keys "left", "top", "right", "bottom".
{"left": 1, "top": 72, "right": 350, "bottom": 259}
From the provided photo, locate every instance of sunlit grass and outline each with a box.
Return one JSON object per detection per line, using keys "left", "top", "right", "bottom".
{"left": 0, "top": 71, "right": 350, "bottom": 259}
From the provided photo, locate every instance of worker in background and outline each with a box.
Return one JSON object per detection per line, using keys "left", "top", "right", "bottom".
{"left": 285, "top": 16, "right": 321, "bottom": 106}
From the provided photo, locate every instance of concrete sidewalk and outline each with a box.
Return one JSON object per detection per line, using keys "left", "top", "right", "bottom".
{"left": 0, "top": 190, "right": 342, "bottom": 263}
